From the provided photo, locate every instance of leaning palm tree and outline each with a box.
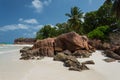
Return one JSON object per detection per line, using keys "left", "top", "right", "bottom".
{"left": 112, "top": 0, "right": 120, "bottom": 19}
{"left": 65, "top": 6, "right": 83, "bottom": 33}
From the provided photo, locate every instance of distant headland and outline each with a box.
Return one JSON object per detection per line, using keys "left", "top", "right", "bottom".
{"left": 14, "top": 38, "right": 36, "bottom": 44}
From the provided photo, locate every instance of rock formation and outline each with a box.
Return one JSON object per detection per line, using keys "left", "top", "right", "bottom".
{"left": 14, "top": 38, "right": 36, "bottom": 44}
{"left": 31, "top": 38, "right": 55, "bottom": 57}
{"left": 89, "top": 39, "right": 120, "bottom": 60}
{"left": 20, "top": 32, "right": 95, "bottom": 60}
{"left": 54, "top": 32, "right": 90, "bottom": 52}
{"left": 88, "top": 39, "right": 110, "bottom": 50}
{"left": 109, "top": 31, "right": 120, "bottom": 45}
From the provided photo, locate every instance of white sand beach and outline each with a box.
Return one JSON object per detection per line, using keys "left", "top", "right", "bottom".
{"left": 0, "top": 45, "right": 120, "bottom": 80}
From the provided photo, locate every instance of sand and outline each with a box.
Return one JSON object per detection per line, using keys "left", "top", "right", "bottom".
{"left": 0, "top": 45, "right": 120, "bottom": 80}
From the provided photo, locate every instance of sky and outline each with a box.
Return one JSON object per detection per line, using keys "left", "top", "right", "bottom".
{"left": 0, "top": 0, "right": 104, "bottom": 43}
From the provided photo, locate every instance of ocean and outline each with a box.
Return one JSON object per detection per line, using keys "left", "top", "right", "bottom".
{"left": 0, "top": 45, "right": 22, "bottom": 54}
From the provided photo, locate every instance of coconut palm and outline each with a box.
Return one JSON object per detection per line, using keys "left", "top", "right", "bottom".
{"left": 65, "top": 6, "right": 83, "bottom": 33}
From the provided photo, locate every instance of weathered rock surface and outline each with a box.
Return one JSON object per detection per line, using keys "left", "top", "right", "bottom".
{"left": 32, "top": 38, "right": 55, "bottom": 57}
{"left": 55, "top": 32, "right": 93, "bottom": 52}
{"left": 32, "top": 38, "right": 55, "bottom": 49}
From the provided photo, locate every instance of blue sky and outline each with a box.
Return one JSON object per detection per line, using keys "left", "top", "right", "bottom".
{"left": 0, "top": 0, "right": 104, "bottom": 43}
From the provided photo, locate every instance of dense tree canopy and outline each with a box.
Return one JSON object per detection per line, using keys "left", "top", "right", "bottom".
{"left": 83, "top": 0, "right": 118, "bottom": 34}
{"left": 36, "top": 25, "right": 57, "bottom": 39}
{"left": 55, "top": 22, "right": 69, "bottom": 35}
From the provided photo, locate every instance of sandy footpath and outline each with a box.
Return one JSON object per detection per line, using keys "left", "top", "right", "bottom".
{"left": 0, "top": 45, "right": 120, "bottom": 80}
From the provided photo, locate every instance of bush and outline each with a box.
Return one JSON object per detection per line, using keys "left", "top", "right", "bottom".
{"left": 87, "top": 26, "right": 109, "bottom": 40}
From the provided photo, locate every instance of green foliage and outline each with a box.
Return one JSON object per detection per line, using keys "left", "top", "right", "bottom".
{"left": 83, "top": 0, "right": 117, "bottom": 34}
{"left": 36, "top": 25, "right": 57, "bottom": 39}
{"left": 88, "top": 26, "right": 109, "bottom": 40}
{"left": 97, "top": 1, "right": 116, "bottom": 26}
{"left": 55, "top": 23, "right": 69, "bottom": 35}
{"left": 83, "top": 11, "right": 98, "bottom": 33}
{"left": 65, "top": 6, "right": 83, "bottom": 34}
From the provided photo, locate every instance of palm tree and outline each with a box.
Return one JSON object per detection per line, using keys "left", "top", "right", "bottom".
{"left": 65, "top": 6, "right": 83, "bottom": 33}
{"left": 112, "top": 0, "right": 120, "bottom": 19}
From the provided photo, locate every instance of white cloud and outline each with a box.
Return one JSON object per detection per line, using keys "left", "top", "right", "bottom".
{"left": 89, "top": 0, "right": 93, "bottom": 5}
{"left": 19, "top": 18, "right": 38, "bottom": 24}
{"left": 0, "top": 22, "right": 43, "bottom": 32}
{"left": 24, "top": 19, "right": 38, "bottom": 24}
{"left": 0, "top": 24, "right": 28, "bottom": 31}
{"left": 0, "top": 19, "right": 53, "bottom": 38}
{"left": 32, "top": 0, "right": 43, "bottom": 12}
{"left": 31, "top": 0, "right": 52, "bottom": 13}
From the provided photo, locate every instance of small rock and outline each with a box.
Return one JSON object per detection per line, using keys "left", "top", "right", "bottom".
{"left": 80, "top": 63, "right": 89, "bottom": 70}
{"left": 73, "top": 50, "right": 91, "bottom": 58}
{"left": 63, "top": 50, "right": 72, "bottom": 56}
{"left": 104, "top": 50, "right": 120, "bottom": 60}
{"left": 103, "top": 58, "right": 116, "bottom": 62}
{"left": 69, "top": 66, "right": 81, "bottom": 71}
{"left": 53, "top": 53, "right": 67, "bottom": 62}
{"left": 20, "top": 47, "right": 31, "bottom": 53}
{"left": 82, "top": 60, "right": 95, "bottom": 64}
{"left": 64, "top": 59, "right": 80, "bottom": 67}
{"left": 118, "top": 60, "right": 120, "bottom": 63}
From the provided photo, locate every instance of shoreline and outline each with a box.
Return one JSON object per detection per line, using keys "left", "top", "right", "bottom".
{"left": 0, "top": 44, "right": 33, "bottom": 46}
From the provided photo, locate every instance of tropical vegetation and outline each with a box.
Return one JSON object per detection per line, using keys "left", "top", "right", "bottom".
{"left": 36, "top": 0, "right": 120, "bottom": 41}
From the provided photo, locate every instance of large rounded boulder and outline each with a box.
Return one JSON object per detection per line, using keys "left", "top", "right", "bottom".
{"left": 55, "top": 32, "right": 93, "bottom": 52}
